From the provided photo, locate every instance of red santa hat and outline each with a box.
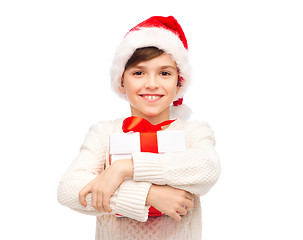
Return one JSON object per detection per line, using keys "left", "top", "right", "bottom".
{"left": 110, "top": 16, "right": 191, "bottom": 119}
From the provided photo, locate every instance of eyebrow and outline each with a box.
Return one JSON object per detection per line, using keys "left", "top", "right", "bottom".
{"left": 160, "top": 65, "right": 177, "bottom": 70}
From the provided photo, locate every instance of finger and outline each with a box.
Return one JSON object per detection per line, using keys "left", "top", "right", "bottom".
{"left": 183, "top": 198, "right": 195, "bottom": 209}
{"left": 91, "top": 190, "right": 98, "bottom": 210}
{"left": 102, "top": 193, "right": 112, "bottom": 213}
{"left": 96, "top": 190, "right": 105, "bottom": 212}
{"left": 79, "top": 186, "right": 91, "bottom": 207}
{"left": 177, "top": 206, "right": 188, "bottom": 216}
{"left": 184, "top": 191, "right": 194, "bottom": 200}
{"left": 170, "top": 211, "right": 182, "bottom": 222}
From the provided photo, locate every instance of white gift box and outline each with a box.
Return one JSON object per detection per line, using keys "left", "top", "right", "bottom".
{"left": 109, "top": 130, "right": 186, "bottom": 164}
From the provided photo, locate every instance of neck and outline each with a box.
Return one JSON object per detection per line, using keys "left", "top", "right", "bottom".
{"left": 130, "top": 109, "right": 170, "bottom": 126}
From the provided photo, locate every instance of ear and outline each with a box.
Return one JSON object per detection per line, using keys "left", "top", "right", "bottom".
{"left": 119, "top": 78, "right": 126, "bottom": 94}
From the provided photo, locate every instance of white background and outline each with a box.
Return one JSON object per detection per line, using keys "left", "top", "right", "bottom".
{"left": 1, "top": 0, "right": 302, "bottom": 239}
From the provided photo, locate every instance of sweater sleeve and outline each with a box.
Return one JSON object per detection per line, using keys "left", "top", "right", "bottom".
{"left": 57, "top": 123, "right": 151, "bottom": 222}
{"left": 132, "top": 121, "right": 220, "bottom": 196}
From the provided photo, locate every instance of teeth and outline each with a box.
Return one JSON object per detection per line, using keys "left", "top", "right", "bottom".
{"left": 143, "top": 95, "right": 161, "bottom": 100}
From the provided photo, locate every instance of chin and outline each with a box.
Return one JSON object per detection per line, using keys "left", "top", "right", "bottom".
{"left": 141, "top": 111, "right": 160, "bottom": 118}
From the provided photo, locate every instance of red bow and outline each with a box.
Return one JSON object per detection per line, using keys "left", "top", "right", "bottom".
{"left": 122, "top": 116, "right": 175, "bottom": 133}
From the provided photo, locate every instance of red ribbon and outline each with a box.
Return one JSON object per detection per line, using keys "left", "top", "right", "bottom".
{"left": 122, "top": 116, "right": 175, "bottom": 133}
{"left": 122, "top": 116, "right": 175, "bottom": 217}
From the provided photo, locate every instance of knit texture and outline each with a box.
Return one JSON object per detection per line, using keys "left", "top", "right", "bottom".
{"left": 57, "top": 118, "right": 220, "bottom": 240}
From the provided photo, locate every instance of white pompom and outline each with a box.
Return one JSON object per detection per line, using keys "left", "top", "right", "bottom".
{"left": 170, "top": 103, "right": 192, "bottom": 120}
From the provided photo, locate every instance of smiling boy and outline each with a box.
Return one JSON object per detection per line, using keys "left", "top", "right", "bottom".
{"left": 58, "top": 16, "right": 220, "bottom": 240}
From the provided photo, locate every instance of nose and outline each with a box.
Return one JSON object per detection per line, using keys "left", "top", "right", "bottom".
{"left": 145, "top": 74, "right": 159, "bottom": 89}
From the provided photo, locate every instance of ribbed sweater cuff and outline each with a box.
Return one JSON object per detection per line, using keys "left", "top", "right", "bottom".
{"left": 132, "top": 152, "right": 166, "bottom": 185}
{"left": 113, "top": 180, "right": 151, "bottom": 222}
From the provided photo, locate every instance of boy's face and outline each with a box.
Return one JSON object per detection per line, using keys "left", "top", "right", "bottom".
{"left": 120, "top": 53, "right": 179, "bottom": 124}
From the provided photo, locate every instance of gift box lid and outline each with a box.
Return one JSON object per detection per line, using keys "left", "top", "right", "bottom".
{"left": 109, "top": 131, "right": 186, "bottom": 154}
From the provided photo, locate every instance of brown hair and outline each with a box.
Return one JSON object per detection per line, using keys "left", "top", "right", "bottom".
{"left": 124, "top": 47, "right": 165, "bottom": 70}
{"left": 123, "top": 47, "right": 182, "bottom": 87}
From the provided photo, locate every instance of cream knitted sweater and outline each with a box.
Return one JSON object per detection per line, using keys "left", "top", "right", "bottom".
{"left": 57, "top": 118, "right": 220, "bottom": 240}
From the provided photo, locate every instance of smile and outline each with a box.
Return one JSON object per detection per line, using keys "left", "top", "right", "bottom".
{"left": 140, "top": 94, "right": 163, "bottom": 102}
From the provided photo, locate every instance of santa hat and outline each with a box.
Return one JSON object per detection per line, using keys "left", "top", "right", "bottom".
{"left": 110, "top": 16, "right": 191, "bottom": 119}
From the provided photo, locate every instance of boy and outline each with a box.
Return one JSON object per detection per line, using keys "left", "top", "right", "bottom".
{"left": 58, "top": 16, "right": 220, "bottom": 240}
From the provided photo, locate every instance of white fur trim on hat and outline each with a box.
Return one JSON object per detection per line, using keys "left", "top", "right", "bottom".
{"left": 170, "top": 103, "right": 192, "bottom": 120}
{"left": 110, "top": 27, "right": 191, "bottom": 101}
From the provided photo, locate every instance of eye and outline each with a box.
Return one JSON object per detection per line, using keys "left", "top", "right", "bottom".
{"left": 133, "top": 71, "right": 144, "bottom": 76}
{"left": 160, "top": 71, "right": 171, "bottom": 76}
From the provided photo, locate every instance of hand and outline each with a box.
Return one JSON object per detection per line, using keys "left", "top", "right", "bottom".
{"left": 79, "top": 159, "right": 133, "bottom": 212}
{"left": 146, "top": 185, "right": 194, "bottom": 222}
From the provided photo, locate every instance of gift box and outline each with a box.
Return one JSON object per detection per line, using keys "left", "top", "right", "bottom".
{"left": 109, "top": 130, "right": 186, "bottom": 164}
{"left": 109, "top": 130, "right": 186, "bottom": 217}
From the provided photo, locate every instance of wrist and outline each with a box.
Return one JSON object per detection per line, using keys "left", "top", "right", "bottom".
{"left": 146, "top": 184, "right": 156, "bottom": 206}
{"left": 113, "top": 158, "right": 134, "bottom": 178}
{"left": 124, "top": 158, "right": 134, "bottom": 178}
